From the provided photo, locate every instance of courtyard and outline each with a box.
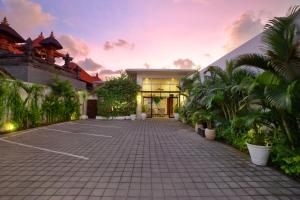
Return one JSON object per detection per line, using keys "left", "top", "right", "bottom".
{"left": 0, "top": 119, "right": 299, "bottom": 200}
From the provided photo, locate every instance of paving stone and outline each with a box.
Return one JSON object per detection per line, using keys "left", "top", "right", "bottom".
{"left": 0, "top": 119, "right": 298, "bottom": 200}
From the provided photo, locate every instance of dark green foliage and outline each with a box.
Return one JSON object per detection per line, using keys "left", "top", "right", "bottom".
{"left": 42, "top": 78, "right": 80, "bottom": 123}
{"left": 235, "top": 6, "right": 300, "bottom": 147}
{"left": 181, "top": 6, "right": 300, "bottom": 177}
{"left": 96, "top": 73, "right": 140, "bottom": 117}
{"left": 0, "top": 80, "right": 44, "bottom": 129}
{"left": 0, "top": 77, "right": 80, "bottom": 132}
{"left": 271, "top": 134, "right": 300, "bottom": 178}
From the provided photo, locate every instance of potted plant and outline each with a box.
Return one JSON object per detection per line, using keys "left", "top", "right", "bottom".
{"left": 202, "top": 110, "right": 215, "bottom": 140}
{"left": 235, "top": 111, "right": 272, "bottom": 166}
{"left": 141, "top": 105, "right": 148, "bottom": 120}
{"left": 191, "top": 111, "right": 205, "bottom": 133}
{"left": 246, "top": 125, "right": 271, "bottom": 166}
{"left": 174, "top": 104, "right": 179, "bottom": 120}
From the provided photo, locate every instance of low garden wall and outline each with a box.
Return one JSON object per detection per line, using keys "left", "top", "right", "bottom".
{"left": 0, "top": 78, "right": 87, "bottom": 133}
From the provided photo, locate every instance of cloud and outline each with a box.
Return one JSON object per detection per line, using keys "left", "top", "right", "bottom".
{"left": 192, "top": 0, "right": 208, "bottom": 3}
{"left": 77, "top": 58, "right": 122, "bottom": 80}
{"left": 103, "top": 39, "right": 134, "bottom": 51}
{"left": 100, "top": 69, "right": 122, "bottom": 75}
{"left": 203, "top": 53, "right": 211, "bottom": 58}
{"left": 173, "top": 0, "right": 208, "bottom": 4}
{"left": 173, "top": 58, "right": 195, "bottom": 69}
{"left": 59, "top": 34, "right": 90, "bottom": 58}
{"left": 77, "top": 58, "right": 104, "bottom": 71}
{"left": 98, "top": 69, "right": 122, "bottom": 80}
{"left": 223, "top": 11, "right": 264, "bottom": 52}
{"left": 0, "top": 0, "right": 54, "bottom": 37}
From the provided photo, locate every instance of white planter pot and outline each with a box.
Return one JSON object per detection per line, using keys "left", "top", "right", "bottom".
{"left": 141, "top": 113, "right": 147, "bottom": 120}
{"left": 115, "top": 116, "right": 125, "bottom": 120}
{"left": 125, "top": 116, "right": 131, "bottom": 120}
{"left": 247, "top": 143, "right": 271, "bottom": 166}
{"left": 174, "top": 113, "right": 179, "bottom": 121}
{"left": 96, "top": 116, "right": 106, "bottom": 120}
{"left": 80, "top": 115, "right": 88, "bottom": 120}
{"left": 130, "top": 114, "right": 136, "bottom": 121}
{"left": 205, "top": 128, "right": 216, "bottom": 140}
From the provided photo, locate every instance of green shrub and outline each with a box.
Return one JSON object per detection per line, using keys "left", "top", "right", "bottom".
{"left": 141, "top": 105, "right": 148, "bottom": 113}
{"left": 42, "top": 78, "right": 80, "bottom": 123}
{"left": 191, "top": 110, "right": 205, "bottom": 126}
{"left": 271, "top": 135, "right": 300, "bottom": 177}
{"left": 96, "top": 73, "right": 140, "bottom": 117}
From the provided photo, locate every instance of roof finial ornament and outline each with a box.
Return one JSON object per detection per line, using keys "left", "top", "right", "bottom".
{"left": 50, "top": 31, "right": 54, "bottom": 38}
{"left": 1, "top": 17, "right": 9, "bottom": 25}
{"left": 39, "top": 32, "right": 43, "bottom": 37}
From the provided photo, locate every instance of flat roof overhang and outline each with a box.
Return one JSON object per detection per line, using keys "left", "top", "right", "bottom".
{"left": 125, "top": 68, "right": 196, "bottom": 76}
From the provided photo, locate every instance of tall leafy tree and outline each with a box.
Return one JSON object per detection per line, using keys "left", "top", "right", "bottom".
{"left": 235, "top": 6, "right": 300, "bottom": 147}
{"left": 96, "top": 73, "right": 140, "bottom": 117}
{"left": 202, "top": 60, "right": 255, "bottom": 121}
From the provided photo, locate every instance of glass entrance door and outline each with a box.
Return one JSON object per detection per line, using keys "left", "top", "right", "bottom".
{"left": 143, "top": 97, "right": 152, "bottom": 118}
{"left": 143, "top": 95, "right": 179, "bottom": 118}
{"left": 167, "top": 97, "right": 178, "bottom": 118}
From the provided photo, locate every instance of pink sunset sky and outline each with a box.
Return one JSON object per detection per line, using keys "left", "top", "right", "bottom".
{"left": 0, "top": 0, "right": 298, "bottom": 78}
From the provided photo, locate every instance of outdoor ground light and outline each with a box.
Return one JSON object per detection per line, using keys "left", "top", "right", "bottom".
{"left": 71, "top": 113, "right": 77, "bottom": 120}
{"left": 4, "top": 122, "right": 16, "bottom": 132}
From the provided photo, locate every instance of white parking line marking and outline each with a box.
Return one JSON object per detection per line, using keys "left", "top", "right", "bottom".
{"left": 0, "top": 138, "right": 89, "bottom": 160}
{"left": 41, "top": 128, "right": 113, "bottom": 138}
{"left": 67, "top": 122, "right": 121, "bottom": 128}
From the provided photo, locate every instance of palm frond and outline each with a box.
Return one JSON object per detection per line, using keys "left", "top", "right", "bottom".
{"left": 205, "top": 65, "right": 228, "bottom": 83}
{"left": 232, "top": 68, "right": 256, "bottom": 84}
{"left": 235, "top": 53, "right": 273, "bottom": 72}
{"left": 256, "top": 71, "right": 281, "bottom": 86}
{"left": 262, "top": 6, "right": 300, "bottom": 81}
{"left": 265, "top": 85, "right": 292, "bottom": 112}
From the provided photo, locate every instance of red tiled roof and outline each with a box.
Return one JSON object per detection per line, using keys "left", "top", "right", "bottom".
{"left": 0, "top": 17, "right": 25, "bottom": 43}
{"left": 53, "top": 50, "right": 64, "bottom": 57}
{"left": 68, "top": 62, "right": 102, "bottom": 84}
{"left": 40, "top": 32, "right": 63, "bottom": 50}
{"left": 32, "top": 32, "right": 44, "bottom": 48}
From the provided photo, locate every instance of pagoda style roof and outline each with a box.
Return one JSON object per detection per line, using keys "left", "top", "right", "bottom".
{"left": 0, "top": 17, "right": 25, "bottom": 43}
{"left": 40, "top": 32, "right": 63, "bottom": 50}
{"left": 32, "top": 32, "right": 44, "bottom": 48}
{"left": 68, "top": 62, "right": 102, "bottom": 84}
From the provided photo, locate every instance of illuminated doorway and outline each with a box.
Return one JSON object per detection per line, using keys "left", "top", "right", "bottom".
{"left": 142, "top": 92, "right": 179, "bottom": 118}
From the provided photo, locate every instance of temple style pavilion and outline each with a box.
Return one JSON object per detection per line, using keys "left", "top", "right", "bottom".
{"left": 0, "top": 17, "right": 25, "bottom": 54}
{"left": 0, "top": 17, "right": 101, "bottom": 90}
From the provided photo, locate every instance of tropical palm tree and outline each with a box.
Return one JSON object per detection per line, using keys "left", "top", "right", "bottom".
{"left": 235, "top": 6, "right": 300, "bottom": 147}
{"left": 21, "top": 83, "right": 44, "bottom": 127}
{"left": 201, "top": 60, "right": 255, "bottom": 121}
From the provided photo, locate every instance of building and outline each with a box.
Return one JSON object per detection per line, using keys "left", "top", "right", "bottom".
{"left": 0, "top": 66, "right": 13, "bottom": 79}
{"left": 201, "top": 33, "right": 263, "bottom": 76}
{"left": 0, "top": 17, "right": 101, "bottom": 90}
{"left": 201, "top": 11, "right": 300, "bottom": 76}
{"left": 126, "top": 68, "right": 195, "bottom": 118}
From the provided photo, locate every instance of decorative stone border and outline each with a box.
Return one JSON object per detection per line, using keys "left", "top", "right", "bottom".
{"left": 96, "top": 116, "right": 132, "bottom": 120}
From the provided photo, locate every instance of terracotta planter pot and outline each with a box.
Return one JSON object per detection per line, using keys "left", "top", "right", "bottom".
{"left": 141, "top": 113, "right": 147, "bottom": 120}
{"left": 247, "top": 143, "right": 271, "bottom": 166}
{"left": 205, "top": 128, "right": 215, "bottom": 140}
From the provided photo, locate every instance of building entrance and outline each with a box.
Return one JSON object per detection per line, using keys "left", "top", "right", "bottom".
{"left": 142, "top": 92, "right": 179, "bottom": 118}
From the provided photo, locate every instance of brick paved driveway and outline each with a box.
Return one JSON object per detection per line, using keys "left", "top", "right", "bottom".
{"left": 0, "top": 119, "right": 299, "bottom": 200}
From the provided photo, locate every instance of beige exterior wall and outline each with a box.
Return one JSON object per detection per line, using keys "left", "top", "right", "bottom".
{"left": 128, "top": 70, "right": 194, "bottom": 118}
